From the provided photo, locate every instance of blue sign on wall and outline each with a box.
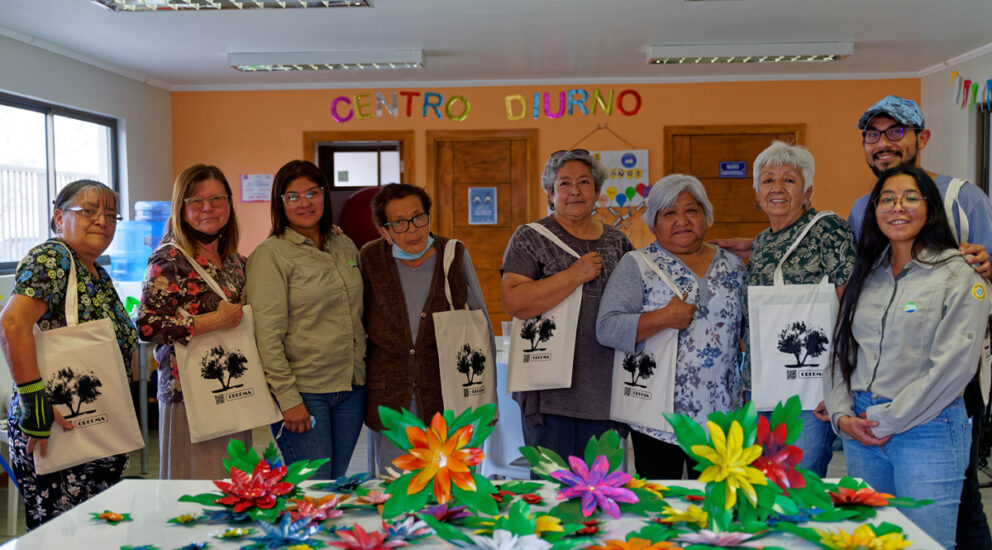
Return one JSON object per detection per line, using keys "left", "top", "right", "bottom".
{"left": 719, "top": 162, "right": 747, "bottom": 178}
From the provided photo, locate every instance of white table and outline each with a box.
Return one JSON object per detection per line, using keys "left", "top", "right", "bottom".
{"left": 0, "top": 479, "right": 942, "bottom": 549}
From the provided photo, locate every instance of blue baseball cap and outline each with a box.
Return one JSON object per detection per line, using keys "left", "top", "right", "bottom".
{"left": 856, "top": 95, "right": 926, "bottom": 130}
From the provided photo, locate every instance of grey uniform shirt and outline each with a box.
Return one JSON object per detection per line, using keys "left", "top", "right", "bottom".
{"left": 825, "top": 247, "right": 991, "bottom": 439}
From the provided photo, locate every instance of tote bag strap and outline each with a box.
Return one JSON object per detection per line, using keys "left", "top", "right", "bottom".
{"left": 944, "top": 177, "right": 970, "bottom": 244}
{"left": 772, "top": 210, "right": 835, "bottom": 286}
{"left": 632, "top": 250, "right": 683, "bottom": 297}
{"left": 54, "top": 242, "right": 79, "bottom": 327}
{"left": 440, "top": 238, "right": 466, "bottom": 312}
{"left": 526, "top": 222, "right": 582, "bottom": 259}
{"left": 156, "top": 242, "right": 229, "bottom": 302}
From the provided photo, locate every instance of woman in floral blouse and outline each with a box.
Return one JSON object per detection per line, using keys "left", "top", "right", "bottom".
{"left": 597, "top": 174, "right": 746, "bottom": 479}
{"left": 137, "top": 164, "right": 250, "bottom": 479}
{"left": 742, "top": 141, "right": 855, "bottom": 477}
{"left": 0, "top": 180, "right": 136, "bottom": 528}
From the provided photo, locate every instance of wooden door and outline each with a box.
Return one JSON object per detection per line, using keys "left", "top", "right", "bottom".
{"left": 665, "top": 124, "right": 805, "bottom": 240}
{"left": 429, "top": 130, "right": 536, "bottom": 335}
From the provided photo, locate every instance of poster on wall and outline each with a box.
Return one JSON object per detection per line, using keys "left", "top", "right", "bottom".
{"left": 468, "top": 187, "right": 498, "bottom": 225}
{"left": 241, "top": 174, "right": 273, "bottom": 203}
{"left": 590, "top": 150, "right": 653, "bottom": 247}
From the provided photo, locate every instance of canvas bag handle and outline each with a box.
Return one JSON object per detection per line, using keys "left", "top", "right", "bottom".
{"left": 53, "top": 242, "right": 80, "bottom": 327}
{"left": 772, "top": 211, "right": 835, "bottom": 286}
{"left": 526, "top": 222, "right": 582, "bottom": 259}
{"left": 441, "top": 238, "right": 468, "bottom": 312}
{"left": 631, "top": 250, "right": 685, "bottom": 298}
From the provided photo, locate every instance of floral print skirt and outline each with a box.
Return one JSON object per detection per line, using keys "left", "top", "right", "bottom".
{"left": 7, "top": 395, "right": 128, "bottom": 530}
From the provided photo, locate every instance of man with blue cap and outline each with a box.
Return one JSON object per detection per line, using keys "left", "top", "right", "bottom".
{"left": 848, "top": 94, "right": 992, "bottom": 550}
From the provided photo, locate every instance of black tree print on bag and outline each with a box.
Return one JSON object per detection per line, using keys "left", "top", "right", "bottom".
{"left": 776, "top": 321, "right": 829, "bottom": 368}
{"left": 621, "top": 352, "right": 656, "bottom": 387}
{"left": 520, "top": 315, "right": 556, "bottom": 352}
{"left": 455, "top": 343, "right": 487, "bottom": 387}
{"left": 47, "top": 367, "right": 103, "bottom": 419}
{"left": 199, "top": 346, "right": 248, "bottom": 393}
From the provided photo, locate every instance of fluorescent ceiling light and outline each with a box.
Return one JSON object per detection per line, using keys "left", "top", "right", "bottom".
{"left": 228, "top": 50, "right": 422, "bottom": 71}
{"left": 92, "top": 0, "right": 370, "bottom": 11}
{"left": 648, "top": 42, "right": 853, "bottom": 64}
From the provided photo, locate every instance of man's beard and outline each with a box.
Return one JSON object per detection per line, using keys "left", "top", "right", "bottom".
{"left": 869, "top": 151, "right": 918, "bottom": 177}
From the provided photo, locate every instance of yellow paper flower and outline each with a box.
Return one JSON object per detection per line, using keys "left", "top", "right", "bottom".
{"left": 588, "top": 537, "right": 684, "bottom": 550}
{"left": 815, "top": 524, "right": 912, "bottom": 550}
{"left": 392, "top": 413, "right": 485, "bottom": 504}
{"left": 534, "top": 515, "right": 564, "bottom": 535}
{"left": 690, "top": 420, "right": 767, "bottom": 509}
{"left": 626, "top": 477, "right": 669, "bottom": 499}
{"left": 658, "top": 505, "right": 708, "bottom": 529}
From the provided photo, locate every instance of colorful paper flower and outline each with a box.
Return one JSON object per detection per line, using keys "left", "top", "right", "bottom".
{"left": 393, "top": 412, "right": 486, "bottom": 505}
{"left": 656, "top": 505, "right": 708, "bottom": 529}
{"left": 328, "top": 524, "right": 408, "bottom": 550}
{"left": 167, "top": 513, "right": 204, "bottom": 527}
{"left": 354, "top": 490, "right": 392, "bottom": 507}
{"left": 626, "top": 478, "right": 668, "bottom": 500}
{"left": 421, "top": 503, "right": 472, "bottom": 523}
{"left": 550, "top": 455, "right": 637, "bottom": 519}
{"left": 829, "top": 486, "right": 893, "bottom": 507}
{"left": 216, "top": 527, "right": 255, "bottom": 540}
{"left": 288, "top": 494, "right": 347, "bottom": 523}
{"left": 92, "top": 510, "right": 132, "bottom": 524}
{"left": 177, "top": 543, "right": 209, "bottom": 550}
{"left": 691, "top": 420, "right": 767, "bottom": 509}
{"left": 201, "top": 509, "right": 252, "bottom": 524}
{"left": 588, "top": 538, "right": 684, "bottom": 550}
{"left": 575, "top": 520, "right": 602, "bottom": 536}
{"left": 248, "top": 513, "right": 321, "bottom": 548}
{"left": 453, "top": 529, "right": 552, "bottom": 550}
{"left": 814, "top": 525, "right": 911, "bottom": 550}
{"left": 213, "top": 460, "right": 293, "bottom": 513}
{"left": 752, "top": 415, "right": 805, "bottom": 492}
{"left": 384, "top": 517, "right": 434, "bottom": 542}
{"left": 311, "top": 472, "right": 371, "bottom": 493}
{"left": 520, "top": 494, "right": 543, "bottom": 505}
{"left": 676, "top": 529, "right": 764, "bottom": 548}
{"left": 491, "top": 490, "right": 516, "bottom": 504}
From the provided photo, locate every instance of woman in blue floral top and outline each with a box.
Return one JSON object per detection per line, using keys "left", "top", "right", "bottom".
{"left": 597, "top": 174, "right": 745, "bottom": 479}
{"left": 0, "top": 180, "right": 136, "bottom": 529}
{"left": 136, "top": 164, "right": 250, "bottom": 480}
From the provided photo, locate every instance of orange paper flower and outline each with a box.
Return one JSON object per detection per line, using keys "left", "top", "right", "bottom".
{"left": 392, "top": 412, "right": 485, "bottom": 504}
{"left": 588, "top": 537, "right": 684, "bottom": 550}
{"left": 829, "top": 486, "right": 893, "bottom": 507}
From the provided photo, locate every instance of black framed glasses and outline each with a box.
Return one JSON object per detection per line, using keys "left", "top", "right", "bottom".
{"left": 549, "top": 149, "right": 591, "bottom": 160}
{"left": 281, "top": 187, "right": 324, "bottom": 207}
{"left": 63, "top": 206, "right": 123, "bottom": 224}
{"left": 874, "top": 192, "right": 925, "bottom": 212}
{"left": 384, "top": 212, "right": 430, "bottom": 233}
{"left": 184, "top": 194, "right": 229, "bottom": 209}
{"left": 862, "top": 126, "right": 918, "bottom": 144}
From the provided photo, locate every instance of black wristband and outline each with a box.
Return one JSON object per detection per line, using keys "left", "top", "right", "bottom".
{"left": 16, "top": 379, "right": 53, "bottom": 438}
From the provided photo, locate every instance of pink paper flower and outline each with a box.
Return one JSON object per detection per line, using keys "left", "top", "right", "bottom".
{"left": 329, "top": 524, "right": 408, "bottom": 550}
{"left": 213, "top": 461, "right": 293, "bottom": 513}
{"left": 550, "top": 455, "right": 637, "bottom": 518}
{"left": 676, "top": 529, "right": 764, "bottom": 548}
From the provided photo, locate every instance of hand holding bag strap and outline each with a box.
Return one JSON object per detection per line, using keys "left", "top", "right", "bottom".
{"left": 157, "top": 242, "right": 230, "bottom": 302}
{"left": 441, "top": 238, "right": 463, "bottom": 312}
{"left": 772, "top": 210, "right": 835, "bottom": 286}
{"left": 632, "top": 250, "right": 685, "bottom": 298}
{"left": 526, "top": 222, "right": 582, "bottom": 259}
{"left": 944, "top": 177, "right": 970, "bottom": 244}
{"left": 55, "top": 242, "right": 79, "bottom": 327}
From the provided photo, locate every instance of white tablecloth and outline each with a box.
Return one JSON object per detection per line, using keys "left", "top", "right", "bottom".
{"left": 0, "top": 479, "right": 942, "bottom": 549}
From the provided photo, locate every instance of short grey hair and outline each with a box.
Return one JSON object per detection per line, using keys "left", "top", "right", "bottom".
{"left": 752, "top": 141, "right": 815, "bottom": 193}
{"left": 541, "top": 151, "right": 608, "bottom": 211}
{"left": 51, "top": 179, "right": 120, "bottom": 232}
{"left": 644, "top": 174, "right": 714, "bottom": 230}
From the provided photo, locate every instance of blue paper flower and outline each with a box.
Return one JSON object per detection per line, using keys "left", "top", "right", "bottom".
{"left": 202, "top": 509, "right": 253, "bottom": 524}
{"left": 247, "top": 513, "right": 321, "bottom": 548}
{"left": 310, "top": 472, "right": 370, "bottom": 493}
{"left": 384, "top": 516, "right": 433, "bottom": 542}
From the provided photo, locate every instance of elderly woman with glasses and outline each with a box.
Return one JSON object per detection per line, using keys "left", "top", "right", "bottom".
{"left": 743, "top": 141, "right": 856, "bottom": 478}
{"left": 137, "top": 164, "right": 250, "bottom": 480}
{"left": 246, "top": 160, "right": 366, "bottom": 480}
{"left": 501, "top": 149, "right": 633, "bottom": 461}
{"left": 596, "top": 174, "right": 746, "bottom": 479}
{"left": 0, "top": 180, "right": 135, "bottom": 528}
{"left": 361, "top": 183, "right": 495, "bottom": 475}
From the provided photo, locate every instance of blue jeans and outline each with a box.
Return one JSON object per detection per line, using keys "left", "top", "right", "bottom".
{"left": 843, "top": 391, "right": 970, "bottom": 550}
{"left": 271, "top": 386, "right": 367, "bottom": 480}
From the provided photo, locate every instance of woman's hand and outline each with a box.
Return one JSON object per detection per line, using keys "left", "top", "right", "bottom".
{"left": 281, "top": 403, "right": 312, "bottom": 433}
{"left": 812, "top": 401, "right": 830, "bottom": 422}
{"left": 709, "top": 237, "right": 754, "bottom": 261}
{"left": 27, "top": 409, "right": 74, "bottom": 457}
{"left": 193, "top": 300, "right": 243, "bottom": 334}
{"left": 838, "top": 413, "right": 891, "bottom": 446}
{"left": 658, "top": 292, "right": 697, "bottom": 330}
{"left": 569, "top": 251, "right": 603, "bottom": 284}
{"left": 959, "top": 242, "right": 991, "bottom": 280}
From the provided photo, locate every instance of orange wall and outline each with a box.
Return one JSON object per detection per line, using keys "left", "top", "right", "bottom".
{"left": 171, "top": 79, "right": 919, "bottom": 255}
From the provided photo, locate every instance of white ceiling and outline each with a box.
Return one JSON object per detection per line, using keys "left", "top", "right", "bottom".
{"left": 1, "top": 0, "right": 991, "bottom": 91}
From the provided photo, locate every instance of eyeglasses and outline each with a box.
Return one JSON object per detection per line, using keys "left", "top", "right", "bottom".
{"left": 62, "top": 206, "right": 123, "bottom": 224}
{"left": 282, "top": 187, "right": 324, "bottom": 207}
{"left": 184, "top": 194, "right": 229, "bottom": 209}
{"left": 384, "top": 212, "right": 430, "bottom": 233}
{"left": 862, "top": 126, "right": 919, "bottom": 144}
{"left": 874, "top": 192, "right": 925, "bottom": 212}
{"left": 549, "top": 149, "right": 590, "bottom": 160}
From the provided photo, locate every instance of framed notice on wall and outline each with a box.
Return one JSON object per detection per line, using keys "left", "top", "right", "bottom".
{"left": 240, "top": 174, "right": 273, "bottom": 203}
{"left": 468, "top": 187, "right": 497, "bottom": 225}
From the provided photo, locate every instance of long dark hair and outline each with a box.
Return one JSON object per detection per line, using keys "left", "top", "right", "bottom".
{"left": 831, "top": 164, "right": 959, "bottom": 387}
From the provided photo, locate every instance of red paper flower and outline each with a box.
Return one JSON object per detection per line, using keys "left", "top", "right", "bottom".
{"left": 521, "top": 493, "right": 543, "bottom": 505}
{"left": 829, "top": 486, "right": 893, "bottom": 507}
{"left": 328, "top": 524, "right": 407, "bottom": 550}
{"left": 213, "top": 461, "right": 293, "bottom": 512}
{"left": 491, "top": 490, "right": 515, "bottom": 504}
{"left": 576, "top": 520, "right": 601, "bottom": 535}
{"left": 685, "top": 495, "right": 704, "bottom": 502}
{"left": 752, "top": 415, "right": 805, "bottom": 491}
{"left": 392, "top": 413, "right": 485, "bottom": 505}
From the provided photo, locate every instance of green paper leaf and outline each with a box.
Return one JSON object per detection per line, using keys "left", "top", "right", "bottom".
{"left": 520, "top": 445, "right": 568, "bottom": 481}
{"left": 887, "top": 496, "right": 934, "bottom": 508}
{"left": 382, "top": 473, "right": 430, "bottom": 518}
{"left": 178, "top": 493, "right": 223, "bottom": 508}
{"left": 378, "top": 406, "right": 420, "bottom": 450}
{"left": 453, "top": 476, "right": 499, "bottom": 516}
{"left": 500, "top": 481, "right": 543, "bottom": 494}
{"left": 497, "top": 500, "right": 537, "bottom": 535}
{"left": 582, "top": 430, "right": 624, "bottom": 471}
{"left": 417, "top": 513, "right": 474, "bottom": 544}
{"left": 549, "top": 499, "right": 588, "bottom": 524}
{"left": 283, "top": 458, "right": 329, "bottom": 486}
{"left": 810, "top": 507, "right": 861, "bottom": 522}
{"left": 222, "top": 438, "right": 260, "bottom": 474}
{"left": 450, "top": 404, "right": 497, "bottom": 448}
{"left": 771, "top": 521, "right": 821, "bottom": 544}
{"left": 628, "top": 522, "right": 683, "bottom": 542}
{"left": 665, "top": 486, "right": 705, "bottom": 500}
{"left": 768, "top": 396, "right": 803, "bottom": 445}
{"left": 663, "top": 413, "right": 709, "bottom": 460}
{"left": 620, "top": 488, "right": 665, "bottom": 516}
{"left": 872, "top": 522, "right": 905, "bottom": 536}
{"left": 550, "top": 538, "right": 597, "bottom": 550}
{"left": 262, "top": 442, "right": 280, "bottom": 465}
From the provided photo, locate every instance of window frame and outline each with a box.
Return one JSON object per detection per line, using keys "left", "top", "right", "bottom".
{"left": 316, "top": 140, "right": 401, "bottom": 190}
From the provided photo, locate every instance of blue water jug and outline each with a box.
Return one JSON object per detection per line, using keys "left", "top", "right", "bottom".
{"left": 108, "top": 220, "right": 152, "bottom": 281}
{"left": 135, "top": 201, "right": 172, "bottom": 248}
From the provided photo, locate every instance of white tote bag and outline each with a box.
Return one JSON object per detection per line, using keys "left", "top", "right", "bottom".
{"left": 167, "top": 245, "right": 282, "bottom": 443}
{"left": 609, "top": 251, "right": 684, "bottom": 433}
{"left": 506, "top": 223, "right": 583, "bottom": 393}
{"left": 33, "top": 244, "right": 144, "bottom": 475}
{"left": 749, "top": 211, "right": 839, "bottom": 411}
{"left": 433, "top": 239, "right": 497, "bottom": 414}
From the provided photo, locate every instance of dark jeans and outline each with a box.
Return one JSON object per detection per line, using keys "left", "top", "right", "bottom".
{"left": 521, "top": 413, "right": 617, "bottom": 479}
{"left": 958, "top": 378, "right": 992, "bottom": 550}
{"left": 630, "top": 430, "right": 700, "bottom": 480}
